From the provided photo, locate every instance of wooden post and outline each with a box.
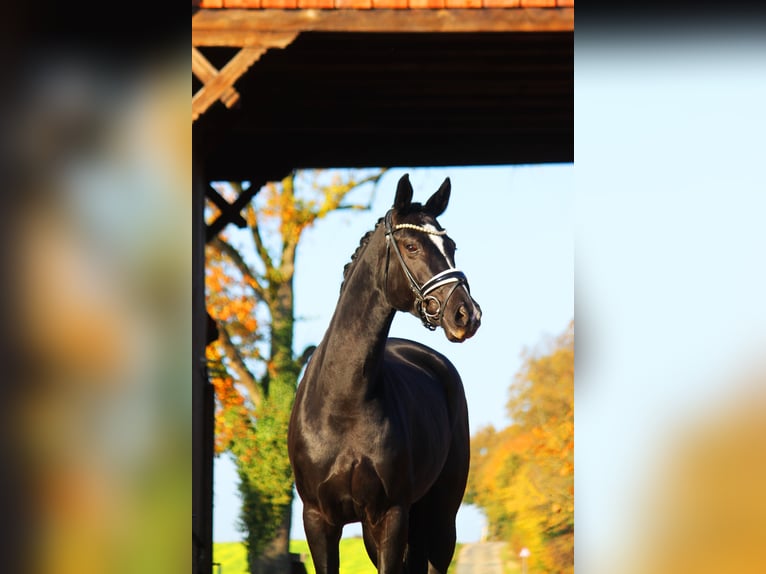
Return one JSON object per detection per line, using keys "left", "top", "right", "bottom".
{"left": 193, "top": 145, "right": 215, "bottom": 574}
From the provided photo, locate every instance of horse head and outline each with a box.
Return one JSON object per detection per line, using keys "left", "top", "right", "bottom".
{"left": 383, "top": 174, "right": 482, "bottom": 342}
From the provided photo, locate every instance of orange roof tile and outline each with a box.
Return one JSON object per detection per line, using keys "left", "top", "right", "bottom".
{"left": 198, "top": 0, "right": 572, "bottom": 7}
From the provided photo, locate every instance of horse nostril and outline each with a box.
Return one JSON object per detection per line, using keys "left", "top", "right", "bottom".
{"left": 455, "top": 304, "right": 468, "bottom": 326}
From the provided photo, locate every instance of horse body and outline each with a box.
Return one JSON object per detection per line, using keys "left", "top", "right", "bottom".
{"left": 288, "top": 175, "right": 481, "bottom": 574}
{"left": 291, "top": 338, "right": 467, "bottom": 524}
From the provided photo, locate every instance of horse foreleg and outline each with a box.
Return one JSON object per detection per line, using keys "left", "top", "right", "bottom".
{"left": 362, "top": 524, "right": 379, "bottom": 569}
{"left": 303, "top": 505, "right": 342, "bottom": 574}
{"left": 404, "top": 502, "right": 429, "bottom": 574}
{"left": 367, "top": 506, "right": 408, "bottom": 574}
{"left": 426, "top": 522, "right": 457, "bottom": 574}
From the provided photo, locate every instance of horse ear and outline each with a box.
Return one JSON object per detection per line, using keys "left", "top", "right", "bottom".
{"left": 394, "top": 174, "right": 413, "bottom": 211}
{"left": 424, "top": 177, "right": 451, "bottom": 217}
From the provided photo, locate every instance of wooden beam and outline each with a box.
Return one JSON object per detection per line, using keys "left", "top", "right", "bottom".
{"left": 193, "top": 46, "right": 266, "bottom": 121}
{"left": 192, "top": 8, "right": 574, "bottom": 46}
{"left": 192, "top": 32, "right": 298, "bottom": 121}
{"left": 192, "top": 47, "right": 239, "bottom": 109}
{"left": 206, "top": 180, "right": 266, "bottom": 242}
{"left": 193, "top": 46, "right": 267, "bottom": 121}
{"left": 205, "top": 184, "right": 248, "bottom": 228}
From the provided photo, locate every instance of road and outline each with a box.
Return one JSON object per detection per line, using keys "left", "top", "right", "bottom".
{"left": 455, "top": 542, "right": 507, "bottom": 574}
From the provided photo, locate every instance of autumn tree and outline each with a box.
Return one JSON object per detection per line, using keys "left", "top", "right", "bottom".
{"left": 466, "top": 321, "right": 574, "bottom": 573}
{"left": 205, "top": 169, "right": 386, "bottom": 574}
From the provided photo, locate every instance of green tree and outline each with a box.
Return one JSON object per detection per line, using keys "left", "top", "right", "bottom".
{"left": 466, "top": 321, "right": 573, "bottom": 573}
{"left": 205, "top": 169, "right": 386, "bottom": 574}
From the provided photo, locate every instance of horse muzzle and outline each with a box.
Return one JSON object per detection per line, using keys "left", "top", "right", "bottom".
{"left": 443, "top": 296, "right": 482, "bottom": 342}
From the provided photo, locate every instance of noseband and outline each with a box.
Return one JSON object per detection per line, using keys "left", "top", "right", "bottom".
{"left": 384, "top": 210, "right": 470, "bottom": 331}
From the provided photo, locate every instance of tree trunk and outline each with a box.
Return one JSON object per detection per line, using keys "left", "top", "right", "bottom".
{"left": 251, "top": 500, "right": 293, "bottom": 574}
{"left": 248, "top": 265, "right": 296, "bottom": 574}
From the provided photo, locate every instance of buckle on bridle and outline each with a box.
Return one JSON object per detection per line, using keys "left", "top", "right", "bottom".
{"left": 418, "top": 296, "right": 442, "bottom": 330}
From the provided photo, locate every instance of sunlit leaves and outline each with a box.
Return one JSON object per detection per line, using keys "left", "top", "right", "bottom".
{"left": 207, "top": 345, "right": 253, "bottom": 455}
{"left": 467, "top": 321, "right": 574, "bottom": 573}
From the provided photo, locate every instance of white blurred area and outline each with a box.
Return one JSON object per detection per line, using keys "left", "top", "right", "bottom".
{"left": 1, "top": 48, "right": 189, "bottom": 574}
{"left": 575, "top": 32, "right": 766, "bottom": 574}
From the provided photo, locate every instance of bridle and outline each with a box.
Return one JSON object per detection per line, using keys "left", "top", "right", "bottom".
{"left": 384, "top": 209, "right": 470, "bottom": 331}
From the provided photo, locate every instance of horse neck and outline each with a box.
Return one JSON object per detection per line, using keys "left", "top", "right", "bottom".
{"left": 308, "top": 227, "right": 395, "bottom": 402}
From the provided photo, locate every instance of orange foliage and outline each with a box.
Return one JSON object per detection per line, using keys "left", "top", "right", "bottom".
{"left": 207, "top": 345, "right": 255, "bottom": 455}
{"left": 467, "top": 321, "right": 574, "bottom": 573}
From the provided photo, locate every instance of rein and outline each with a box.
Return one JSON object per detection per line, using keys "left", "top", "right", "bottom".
{"left": 384, "top": 209, "right": 470, "bottom": 330}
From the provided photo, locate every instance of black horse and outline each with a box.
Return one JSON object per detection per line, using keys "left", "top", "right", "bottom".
{"left": 288, "top": 174, "right": 482, "bottom": 574}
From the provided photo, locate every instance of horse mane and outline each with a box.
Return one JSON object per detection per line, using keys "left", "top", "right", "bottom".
{"left": 339, "top": 203, "right": 430, "bottom": 294}
{"left": 340, "top": 216, "right": 384, "bottom": 293}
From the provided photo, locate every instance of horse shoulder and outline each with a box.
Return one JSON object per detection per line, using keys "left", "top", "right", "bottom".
{"left": 382, "top": 337, "right": 468, "bottom": 431}
{"left": 384, "top": 338, "right": 465, "bottom": 394}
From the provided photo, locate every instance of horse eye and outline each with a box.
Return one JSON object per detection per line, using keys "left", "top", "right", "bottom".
{"left": 405, "top": 243, "right": 418, "bottom": 253}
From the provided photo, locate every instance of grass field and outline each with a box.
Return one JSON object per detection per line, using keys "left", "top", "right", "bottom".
{"left": 213, "top": 539, "right": 464, "bottom": 574}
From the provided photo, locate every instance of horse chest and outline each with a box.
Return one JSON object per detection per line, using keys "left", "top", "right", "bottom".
{"left": 307, "top": 442, "right": 419, "bottom": 527}
{"left": 298, "top": 399, "right": 451, "bottom": 509}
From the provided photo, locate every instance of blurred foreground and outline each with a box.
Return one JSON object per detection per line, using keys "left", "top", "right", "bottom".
{"left": 575, "top": 28, "right": 766, "bottom": 574}
{"left": 0, "top": 27, "right": 188, "bottom": 574}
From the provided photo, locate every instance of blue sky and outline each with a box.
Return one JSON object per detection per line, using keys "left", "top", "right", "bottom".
{"left": 574, "top": 33, "right": 766, "bottom": 572}
{"left": 213, "top": 164, "right": 574, "bottom": 543}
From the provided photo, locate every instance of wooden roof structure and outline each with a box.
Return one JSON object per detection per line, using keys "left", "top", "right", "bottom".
{"left": 193, "top": 4, "right": 573, "bottom": 175}
{"left": 193, "top": 4, "right": 572, "bottom": 573}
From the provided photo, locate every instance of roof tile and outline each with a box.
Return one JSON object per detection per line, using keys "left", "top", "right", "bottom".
{"left": 446, "top": 0, "right": 482, "bottom": 7}
{"left": 335, "top": 0, "right": 373, "bottom": 7}
{"left": 371, "top": 0, "right": 409, "bottom": 7}
{"left": 297, "top": 0, "right": 335, "bottom": 6}
{"left": 408, "top": 0, "right": 446, "bottom": 7}
{"left": 482, "top": 0, "right": 520, "bottom": 7}
{"left": 259, "top": 0, "right": 298, "bottom": 6}
{"left": 197, "top": 0, "right": 573, "bottom": 7}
